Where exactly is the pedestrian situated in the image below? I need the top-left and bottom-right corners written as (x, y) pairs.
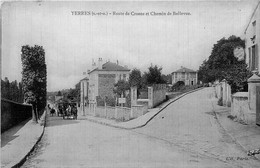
top-left (50, 108), bottom-right (55, 116)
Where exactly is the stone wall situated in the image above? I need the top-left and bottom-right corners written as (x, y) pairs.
top-left (1, 98), bottom-right (32, 132)
top-left (231, 92), bottom-right (255, 124)
top-left (131, 84), bottom-right (167, 109)
top-left (131, 105), bottom-right (148, 118)
top-left (152, 84), bottom-right (167, 107)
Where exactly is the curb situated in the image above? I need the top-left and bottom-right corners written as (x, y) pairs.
top-left (10, 110), bottom-right (48, 168)
top-left (84, 87), bottom-right (205, 130)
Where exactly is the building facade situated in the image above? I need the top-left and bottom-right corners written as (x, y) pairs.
top-left (245, 1), bottom-right (260, 71)
top-left (171, 66), bottom-right (198, 85)
top-left (87, 58), bottom-right (130, 101)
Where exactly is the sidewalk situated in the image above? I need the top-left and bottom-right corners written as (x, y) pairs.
top-left (78, 88), bottom-right (203, 129)
top-left (211, 97), bottom-right (260, 160)
top-left (1, 111), bottom-right (47, 168)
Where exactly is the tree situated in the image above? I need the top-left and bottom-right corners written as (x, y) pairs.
top-left (113, 80), bottom-right (130, 97)
top-left (129, 69), bottom-right (142, 88)
top-left (21, 45), bottom-right (47, 122)
top-left (1, 78), bottom-right (24, 103)
top-left (143, 64), bottom-right (166, 85)
top-left (162, 74), bottom-right (172, 84)
top-left (198, 36), bottom-right (251, 93)
top-left (67, 82), bottom-right (80, 103)
top-left (57, 91), bottom-right (62, 96)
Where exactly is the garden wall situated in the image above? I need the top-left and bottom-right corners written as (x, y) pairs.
top-left (1, 98), bottom-right (32, 133)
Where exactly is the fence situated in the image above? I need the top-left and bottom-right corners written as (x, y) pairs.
top-left (1, 98), bottom-right (32, 132)
top-left (87, 103), bottom-right (147, 121)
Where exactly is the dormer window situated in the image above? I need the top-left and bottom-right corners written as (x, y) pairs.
top-left (252, 20), bottom-right (256, 35)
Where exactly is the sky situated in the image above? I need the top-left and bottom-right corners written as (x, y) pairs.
top-left (1, 0), bottom-right (259, 91)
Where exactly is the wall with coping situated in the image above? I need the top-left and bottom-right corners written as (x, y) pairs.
top-left (1, 99), bottom-right (32, 132)
top-left (231, 92), bottom-right (255, 124)
top-left (131, 105), bottom-right (148, 119)
top-left (93, 104), bottom-right (147, 121)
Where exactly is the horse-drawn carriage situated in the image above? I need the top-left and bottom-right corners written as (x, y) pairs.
top-left (57, 102), bottom-right (78, 120)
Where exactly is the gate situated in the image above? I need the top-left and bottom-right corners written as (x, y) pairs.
top-left (256, 86), bottom-right (260, 126)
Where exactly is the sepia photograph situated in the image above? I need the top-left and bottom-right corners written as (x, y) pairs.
top-left (1, 0), bottom-right (260, 167)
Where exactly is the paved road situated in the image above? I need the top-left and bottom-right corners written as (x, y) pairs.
top-left (22, 88), bottom-right (259, 168)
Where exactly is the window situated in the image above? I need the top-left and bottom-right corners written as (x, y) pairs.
top-left (181, 72), bottom-right (185, 78)
top-left (253, 20), bottom-right (256, 35)
top-left (250, 45), bottom-right (259, 71)
top-left (123, 74), bottom-right (126, 81)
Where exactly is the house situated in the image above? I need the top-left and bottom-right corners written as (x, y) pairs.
top-left (87, 58), bottom-right (130, 101)
top-left (171, 66), bottom-right (198, 85)
top-left (244, 1), bottom-right (260, 71)
top-left (80, 77), bottom-right (89, 115)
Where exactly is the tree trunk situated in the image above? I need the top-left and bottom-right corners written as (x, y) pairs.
top-left (32, 104), bottom-right (38, 123)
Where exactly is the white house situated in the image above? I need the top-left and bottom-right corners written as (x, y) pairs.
top-left (171, 66), bottom-right (198, 86)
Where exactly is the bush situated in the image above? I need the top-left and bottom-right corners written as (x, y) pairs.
top-left (106, 96), bottom-right (116, 107)
top-left (96, 96), bottom-right (105, 106)
top-left (171, 81), bottom-right (185, 91)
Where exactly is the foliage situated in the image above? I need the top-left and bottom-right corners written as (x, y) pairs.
top-left (171, 81), bottom-right (185, 91)
top-left (161, 74), bottom-right (172, 84)
top-left (198, 36), bottom-right (251, 93)
top-left (1, 77), bottom-right (24, 103)
top-left (105, 96), bottom-right (116, 107)
top-left (143, 64), bottom-right (166, 85)
top-left (21, 45), bottom-right (47, 112)
top-left (129, 69), bottom-right (142, 87)
top-left (66, 82), bottom-right (80, 102)
top-left (222, 62), bottom-right (252, 93)
top-left (129, 68), bottom-right (143, 96)
top-left (57, 91), bottom-right (62, 96)
top-left (113, 80), bottom-right (130, 97)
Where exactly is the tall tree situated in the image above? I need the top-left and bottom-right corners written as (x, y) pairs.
top-left (198, 36), bottom-right (251, 93)
top-left (143, 64), bottom-right (166, 85)
top-left (21, 45), bottom-right (47, 122)
top-left (1, 78), bottom-right (24, 103)
top-left (129, 69), bottom-right (142, 87)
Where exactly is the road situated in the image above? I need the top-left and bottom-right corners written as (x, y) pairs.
top-left (22, 88), bottom-right (260, 168)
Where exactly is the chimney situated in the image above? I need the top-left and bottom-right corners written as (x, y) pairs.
top-left (92, 59), bottom-right (96, 70)
top-left (117, 60), bottom-right (119, 65)
top-left (98, 58), bottom-right (103, 69)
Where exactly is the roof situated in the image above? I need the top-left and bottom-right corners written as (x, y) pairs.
top-left (172, 67), bottom-right (197, 73)
top-left (80, 77), bottom-right (89, 81)
top-left (244, 1), bottom-right (260, 34)
top-left (88, 61), bottom-right (130, 74)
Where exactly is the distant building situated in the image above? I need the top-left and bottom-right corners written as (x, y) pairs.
top-left (171, 66), bottom-right (198, 85)
top-left (245, 1), bottom-right (260, 71)
top-left (87, 58), bottom-right (130, 101)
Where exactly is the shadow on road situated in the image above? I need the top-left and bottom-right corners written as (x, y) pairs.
top-left (46, 116), bottom-right (79, 127)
